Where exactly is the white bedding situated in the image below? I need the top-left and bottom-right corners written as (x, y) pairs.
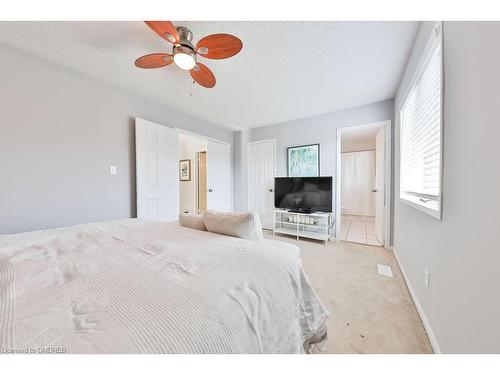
top-left (0, 219), bottom-right (328, 354)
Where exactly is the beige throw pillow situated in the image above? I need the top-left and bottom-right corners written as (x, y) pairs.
top-left (179, 213), bottom-right (207, 231)
top-left (203, 210), bottom-right (264, 241)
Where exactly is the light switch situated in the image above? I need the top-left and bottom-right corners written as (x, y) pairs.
top-left (110, 166), bottom-right (117, 175)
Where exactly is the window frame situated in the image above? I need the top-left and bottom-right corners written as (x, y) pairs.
top-left (399, 22), bottom-right (444, 220)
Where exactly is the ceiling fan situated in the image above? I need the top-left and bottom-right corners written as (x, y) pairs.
top-left (134, 21), bottom-right (243, 88)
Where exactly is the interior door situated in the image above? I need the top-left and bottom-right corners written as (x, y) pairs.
top-left (135, 118), bottom-right (179, 221)
top-left (247, 140), bottom-right (276, 229)
top-left (206, 140), bottom-right (231, 212)
top-left (374, 128), bottom-right (385, 245)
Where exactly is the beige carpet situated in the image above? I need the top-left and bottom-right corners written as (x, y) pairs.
top-left (264, 231), bottom-right (433, 354)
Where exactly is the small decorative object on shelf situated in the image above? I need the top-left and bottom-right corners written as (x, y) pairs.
top-left (272, 209), bottom-right (334, 245)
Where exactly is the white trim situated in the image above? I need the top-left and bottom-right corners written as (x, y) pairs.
top-left (398, 196), bottom-right (441, 220)
top-left (335, 120), bottom-right (392, 248)
top-left (384, 123), bottom-right (392, 247)
top-left (246, 139), bottom-right (277, 214)
top-left (335, 128), bottom-right (342, 241)
top-left (392, 247), bottom-right (441, 354)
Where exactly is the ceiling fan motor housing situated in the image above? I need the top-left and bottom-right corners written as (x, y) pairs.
top-left (176, 26), bottom-right (194, 49)
top-left (173, 26), bottom-right (197, 65)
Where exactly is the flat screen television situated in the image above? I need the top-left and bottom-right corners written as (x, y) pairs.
top-left (274, 177), bottom-right (333, 213)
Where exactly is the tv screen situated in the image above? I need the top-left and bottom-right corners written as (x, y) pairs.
top-left (274, 177), bottom-right (333, 213)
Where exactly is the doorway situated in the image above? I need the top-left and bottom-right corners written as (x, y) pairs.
top-left (179, 133), bottom-right (206, 215)
top-left (196, 151), bottom-right (207, 214)
top-left (135, 118), bottom-right (232, 222)
top-left (178, 132), bottom-right (232, 215)
top-left (335, 121), bottom-right (391, 248)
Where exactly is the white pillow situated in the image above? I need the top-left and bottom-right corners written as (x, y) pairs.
top-left (203, 210), bottom-right (264, 241)
top-left (179, 213), bottom-right (207, 231)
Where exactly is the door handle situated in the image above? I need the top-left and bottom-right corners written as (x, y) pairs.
top-left (269, 189), bottom-right (273, 192)
top-left (208, 188), bottom-right (213, 193)
top-left (372, 189), bottom-right (378, 193)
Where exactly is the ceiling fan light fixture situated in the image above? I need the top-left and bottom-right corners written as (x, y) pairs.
top-left (173, 45), bottom-right (196, 70)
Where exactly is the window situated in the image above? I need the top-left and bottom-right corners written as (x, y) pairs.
top-left (400, 23), bottom-right (442, 219)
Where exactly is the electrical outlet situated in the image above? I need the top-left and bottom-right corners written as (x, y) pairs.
top-left (425, 269), bottom-right (430, 288)
top-left (110, 166), bottom-right (117, 175)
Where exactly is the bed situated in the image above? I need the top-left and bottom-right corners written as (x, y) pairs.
top-left (0, 219), bottom-right (328, 354)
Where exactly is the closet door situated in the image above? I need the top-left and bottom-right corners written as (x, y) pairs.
top-left (135, 118), bottom-right (179, 221)
top-left (341, 150), bottom-right (375, 216)
top-left (206, 140), bottom-right (232, 212)
top-left (247, 139), bottom-right (276, 229)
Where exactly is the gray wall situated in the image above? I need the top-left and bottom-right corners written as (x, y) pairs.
top-left (233, 100), bottom-right (394, 226)
top-left (394, 22), bottom-right (500, 353)
top-left (0, 43), bottom-right (233, 235)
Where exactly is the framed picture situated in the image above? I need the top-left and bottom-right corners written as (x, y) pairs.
top-left (287, 144), bottom-right (320, 177)
top-left (179, 159), bottom-right (191, 181)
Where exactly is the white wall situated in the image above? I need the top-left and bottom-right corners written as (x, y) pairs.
top-left (0, 42), bottom-right (233, 234)
top-left (179, 133), bottom-right (206, 214)
top-left (394, 22), bottom-right (500, 353)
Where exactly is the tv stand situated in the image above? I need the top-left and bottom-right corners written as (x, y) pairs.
top-left (273, 209), bottom-right (333, 245)
top-left (288, 208), bottom-right (313, 214)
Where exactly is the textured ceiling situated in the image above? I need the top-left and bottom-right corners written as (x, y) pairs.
top-left (0, 21), bottom-right (419, 130)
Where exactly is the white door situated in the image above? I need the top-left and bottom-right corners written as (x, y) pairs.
top-left (374, 128), bottom-right (385, 245)
top-left (247, 140), bottom-right (276, 229)
top-left (206, 140), bottom-right (231, 212)
top-left (135, 118), bottom-right (179, 221)
top-left (341, 151), bottom-right (376, 216)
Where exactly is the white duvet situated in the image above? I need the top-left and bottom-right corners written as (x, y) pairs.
top-left (0, 219), bottom-right (328, 354)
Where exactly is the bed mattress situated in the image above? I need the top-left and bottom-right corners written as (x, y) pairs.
top-left (0, 219), bottom-right (328, 354)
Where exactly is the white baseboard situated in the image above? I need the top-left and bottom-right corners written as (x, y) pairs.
top-left (392, 247), bottom-right (441, 354)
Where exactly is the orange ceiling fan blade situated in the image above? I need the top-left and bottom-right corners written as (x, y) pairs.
top-left (135, 53), bottom-right (173, 69)
top-left (144, 21), bottom-right (180, 44)
top-left (190, 63), bottom-right (216, 88)
top-left (196, 34), bottom-right (243, 59)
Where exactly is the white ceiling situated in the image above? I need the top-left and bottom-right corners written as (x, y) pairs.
top-left (0, 21), bottom-right (419, 130)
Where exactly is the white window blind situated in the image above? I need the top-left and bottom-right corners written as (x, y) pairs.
top-left (400, 24), bottom-right (442, 218)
